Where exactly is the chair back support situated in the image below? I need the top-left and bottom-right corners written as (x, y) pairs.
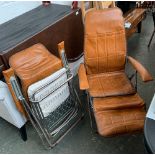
top-left (9, 44), bottom-right (62, 99)
top-left (84, 8), bottom-right (127, 74)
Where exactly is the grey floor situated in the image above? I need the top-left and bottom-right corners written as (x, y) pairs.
top-left (0, 13), bottom-right (155, 154)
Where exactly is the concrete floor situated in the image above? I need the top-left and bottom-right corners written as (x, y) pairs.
top-left (0, 13), bottom-right (155, 154)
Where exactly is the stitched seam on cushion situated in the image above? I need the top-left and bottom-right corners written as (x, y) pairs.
top-left (115, 31), bottom-right (119, 78)
top-left (97, 30), bottom-right (125, 36)
top-left (97, 76), bottom-right (105, 96)
top-left (86, 53), bottom-right (125, 59)
top-left (98, 76), bottom-right (105, 97)
top-left (99, 120), bottom-right (144, 130)
top-left (97, 34), bottom-right (99, 74)
top-left (123, 113), bottom-right (128, 133)
top-left (106, 32), bottom-right (108, 73)
top-left (105, 33), bottom-right (107, 73)
top-left (88, 71), bottom-right (125, 78)
top-left (134, 112), bottom-right (138, 120)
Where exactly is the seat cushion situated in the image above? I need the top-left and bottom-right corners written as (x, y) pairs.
top-left (93, 93), bottom-right (144, 112)
top-left (87, 71), bottom-right (135, 97)
top-left (94, 108), bottom-right (145, 137)
top-left (9, 43), bottom-right (62, 98)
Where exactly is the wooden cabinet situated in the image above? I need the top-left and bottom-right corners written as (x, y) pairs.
top-left (0, 56), bottom-right (4, 78)
top-left (124, 8), bottom-right (146, 38)
top-left (0, 4), bottom-right (84, 74)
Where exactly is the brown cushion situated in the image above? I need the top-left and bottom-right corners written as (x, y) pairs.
top-left (9, 43), bottom-right (62, 99)
top-left (93, 93), bottom-right (144, 112)
top-left (84, 8), bottom-right (126, 74)
top-left (94, 107), bottom-right (145, 137)
top-left (87, 71), bottom-right (135, 97)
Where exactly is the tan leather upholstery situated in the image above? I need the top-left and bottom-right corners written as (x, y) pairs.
top-left (93, 93), bottom-right (145, 136)
top-left (78, 64), bottom-right (89, 90)
top-left (9, 43), bottom-right (62, 99)
top-left (87, 71), bottom-right (135, 97)
top-left (94, 107), bottom-right (145, 137)
top-left (3, 68), bottom-right (26, 115)
top-left (78, 8), bottom-right (152, 136)
top-left (84, 8), bottom-right (126, 74)
top-left (93, 93), bottom-right (144, 112)
top-left (128, 56), bottom-right (153, 82)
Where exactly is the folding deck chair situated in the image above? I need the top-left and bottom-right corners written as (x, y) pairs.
top-left (3, 42), bottom-right (84, 149)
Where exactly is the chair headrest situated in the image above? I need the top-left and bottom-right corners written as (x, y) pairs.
top-left (85, 8), bottom-right (124, 35)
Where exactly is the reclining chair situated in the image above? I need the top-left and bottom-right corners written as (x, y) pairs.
top-left (3, 43), bottom-right (83, 148)
top-left (78, 8), bottom-right (153, 136)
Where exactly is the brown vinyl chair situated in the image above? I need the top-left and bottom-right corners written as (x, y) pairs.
top-left (78, 8), bottom-right (153, 137)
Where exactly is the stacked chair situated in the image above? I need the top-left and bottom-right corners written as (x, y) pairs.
top-left (3, 42), bottom-right (83, 148)
top-left (78, 8), bottom-right (153, 136)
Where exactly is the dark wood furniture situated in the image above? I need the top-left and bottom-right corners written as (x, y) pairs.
top-left (117, 1), bottom-right (137, 14)
top-left (144, 117), bottom-right (155, 153)
top-left (0, 56), bottom-right (5, 79)
top-left (19, 124), bottom-right (27, 141)
top-left (117, 2), bottom-right (146, 38)
top-left (124, 8), bottom-right (146, 38)
top-left (0, 4), bottom-right (84, 77)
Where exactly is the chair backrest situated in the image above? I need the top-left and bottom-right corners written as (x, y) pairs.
top-left (80, 1), bottom-right (115, 20)
top-left (8, 43), bottom-right (62, 99)
top-left (84, 8), bottom-right (127, 74)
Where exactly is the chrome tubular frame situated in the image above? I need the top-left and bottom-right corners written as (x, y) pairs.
top-left (9, 49), bottom-right (84, 149)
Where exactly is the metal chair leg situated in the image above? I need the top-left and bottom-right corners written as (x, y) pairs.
top-left (19, 124), bottom-right (27, 141)
top-left (138, 22), bottom-right (142, 33)
top-left (86, 93), bottom-right (97, 133)
top-left (148, 29), bottom-right (155, 47)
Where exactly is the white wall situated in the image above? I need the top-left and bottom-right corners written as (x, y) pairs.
top-left (0, 1), bottom-right (42, 25)
top-left (52, 1), bottom-right (72, 6)
top-left (0, 1), bottom-right (72, 25)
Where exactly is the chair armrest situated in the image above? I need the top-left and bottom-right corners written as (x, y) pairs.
top-left (3, 68), bottom-right (26, 116)
top-left (127, 56), bottom-right (153, 82)
top-left (78, 64), bottom-right (89, 90)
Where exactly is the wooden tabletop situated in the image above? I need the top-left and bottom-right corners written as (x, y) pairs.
top-left (0, 4), bottom-right (73, 54)
top-left (124, 8), bottom-right (146, 23)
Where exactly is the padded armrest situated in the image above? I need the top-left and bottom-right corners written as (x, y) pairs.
top-left (127, 56), bottom-right (153, 82)
top-left (58, 41), bottom-right (64, 58)
top-left (78, 64), bottom-right (89, 90)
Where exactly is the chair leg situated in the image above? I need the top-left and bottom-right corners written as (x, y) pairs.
top-left (19, 124), bottom-right (27, 141)
top-left (148, 30), bottom-right (155, 47)
top-left (138, 22), bottom-right (142, 33)
top-left (87, 94), bottom-right (98, 133)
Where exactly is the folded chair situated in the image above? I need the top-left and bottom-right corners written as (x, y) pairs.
top-left (3, 43), bottom-right (83, 148)
top-left (78, 8), bottom-right (153, 136)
